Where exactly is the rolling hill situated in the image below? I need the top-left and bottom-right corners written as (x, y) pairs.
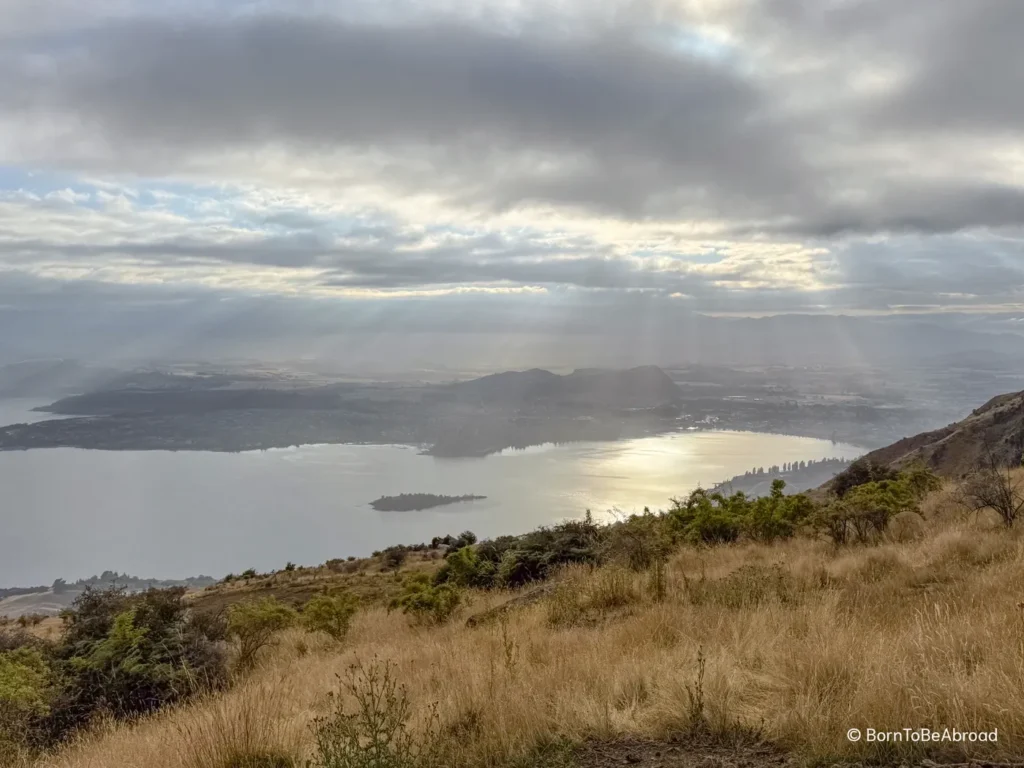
top-left (448, 365), bottom-right (680, 408)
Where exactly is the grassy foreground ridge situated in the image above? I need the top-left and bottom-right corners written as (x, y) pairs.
top-left (4, 458), bottom-right (1024, 767)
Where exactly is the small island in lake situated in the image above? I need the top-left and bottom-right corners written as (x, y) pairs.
top-left (370, 493), bottom-right (488, 511)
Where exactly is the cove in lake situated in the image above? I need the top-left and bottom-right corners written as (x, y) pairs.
top-left (0, 428), bottom-right (861, 585)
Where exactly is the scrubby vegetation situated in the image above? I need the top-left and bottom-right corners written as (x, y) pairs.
top-left (309, 658), bottom-right (442, 768)
top-left (228, 597), bottom-right (298, 670)
top-left (10, 455), bottom-right (1024, 767)
top-left (388, 574), bottom-right (462, 625)
top-left (0, 586), bottom-right (231, 759)
top-left (814, 462), bottom-right (942, 545)
top-left (301, 593), bottom-right (358, 643)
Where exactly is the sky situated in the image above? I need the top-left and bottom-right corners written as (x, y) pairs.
top-left (2, 0), bottom-right (1024, 366)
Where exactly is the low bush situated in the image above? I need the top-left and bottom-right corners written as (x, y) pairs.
top-left (495, 515), bottom-right (604, 588)
top-left (0, 646), bottom-right (51, 757)
top-left (302, 593), bottom-right (358, 643)
top-left (601, 510), bottom-right (672, 571)
top-left (227, 598), bottom-right (297, 671)
top-left (380, 546), bottom-right (409, 571)
top-left (433, 546), bottom-right (495, 589)
top-left (815, 465), bottom-right (940, 545)
top-left (668, 481), bottom-right (815, 546)
top-left (431, 531), bottom-right (478, 553)
top-left (830, 458), bottom-right (899, 499)
top-left (308, 657), bottom-right (440, 768)
top-left (667, 489), bottom-right (743, 544)
top-left (389, 574), bottom-right (461, 625)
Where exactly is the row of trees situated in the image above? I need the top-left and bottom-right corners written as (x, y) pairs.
top-left (742, 457), bottom-right (848, 477)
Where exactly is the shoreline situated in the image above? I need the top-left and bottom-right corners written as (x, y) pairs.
top-left (0, 425), bottom-right (872, 457)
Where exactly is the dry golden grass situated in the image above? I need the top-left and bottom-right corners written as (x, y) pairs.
top-left (31, 498), bottom-right (1024, 767)
top-left (24, 616), bottom-right (62, 642)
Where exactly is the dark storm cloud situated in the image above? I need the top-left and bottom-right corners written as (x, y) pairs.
top-left (833, 233), bottom-right (1024, 306)
top-left (1, 0), bottom-right (1019, 236)
top-left (744, 0), bottom-right (1024, 135)
top-left (1, 15), bottom-right (806, 223)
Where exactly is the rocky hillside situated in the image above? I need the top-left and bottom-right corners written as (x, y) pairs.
top-left (860, 389), bottom-right (1024, 476)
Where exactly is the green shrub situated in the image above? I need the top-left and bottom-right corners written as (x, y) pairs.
top-left (830, 458), bottom-right (898, 499)
top-left (816, 466), bottom-right (938, 544)
top-left (308, 658), bottom-right (440, 768)
top-left (380, 546), bottom-right (409, 571)
top-left (47, 586), bottom-right (228, 740)
top-left (227, 598), bottom-right (297, 670)
top-left (0, 647), bottom-right (51, 754)
top-left (389, 575), bottom-right (461, 625)
top-left (495, 515), bottom-right (603, 588)
top-left (667, 489), bottom-right (742, 545)
top-left (602, 510), bottom-right (672, 571)
top-left (742, 480), bottom-right (815, 543)
top-left (432, 531), bottom-right (478, 554)
top-left (433, 546), bottom-right (495, 589)
top-left (302, 593), bottom-right (358, 643)
top-left (668, 483), bottom-right (814, 546)
top-left (474, 535), bottom-right (516, 564)
top-left (433, 536), bottom-right (518, 589)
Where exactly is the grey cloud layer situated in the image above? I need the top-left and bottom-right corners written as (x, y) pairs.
top-left (3, 1), bottom-right (1023, 235)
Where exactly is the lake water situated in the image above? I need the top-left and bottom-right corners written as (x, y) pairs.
top-left (0, 398), bottom-right (70, 426)
top-left (0, 400), bottom-right (861, 585)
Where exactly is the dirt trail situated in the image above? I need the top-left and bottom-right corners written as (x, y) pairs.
top-left (574, 738), bottom-right (791, 768)
top-left (573, 739), bottom-right (1024, 768)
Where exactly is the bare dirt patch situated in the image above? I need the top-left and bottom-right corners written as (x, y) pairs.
top-left (573, 737), bottom-right (791, 768)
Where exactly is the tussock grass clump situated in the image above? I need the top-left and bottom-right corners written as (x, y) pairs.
top-left (546, 566), bottom-right (641, 628)
top-left (177, 684), bottom-right (302, 768)
top-left (682, 563), bottom-right (803, 609)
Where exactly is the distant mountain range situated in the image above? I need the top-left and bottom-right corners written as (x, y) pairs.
top-left (447, 365), bottom-right (680, 409)
top-left (5, 312), bottom-right (1024, 373)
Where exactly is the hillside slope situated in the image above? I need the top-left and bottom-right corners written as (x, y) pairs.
top-left (860, 389), bottom-right (1024, 476)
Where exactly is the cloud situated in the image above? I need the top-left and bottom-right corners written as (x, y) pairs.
top-left (2, 2), bottom-right (1020, 235)
top-left (0, 0), bottom-right (1023, 324)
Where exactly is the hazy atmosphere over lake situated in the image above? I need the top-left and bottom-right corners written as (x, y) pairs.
top-left (0, 428), bottom-right (859, 585)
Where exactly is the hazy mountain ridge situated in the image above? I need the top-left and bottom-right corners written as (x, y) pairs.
top-left (448, 365), bottom-right (680, 408)
top-left (5, 313), bottom-right (1024, 373)
top-left (857, 389), bottom-right (1024, 477)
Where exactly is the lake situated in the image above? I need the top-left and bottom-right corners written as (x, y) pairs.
top-left (0, 401), bottom-right (861, 585)
top-left (0, 398), bottom-right (71, 426)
